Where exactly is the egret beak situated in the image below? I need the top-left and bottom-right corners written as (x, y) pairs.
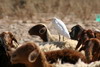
top-left (46, 18), bottom-right (52, 21)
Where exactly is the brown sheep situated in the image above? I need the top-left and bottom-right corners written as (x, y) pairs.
top-left (28, 24), bottom-right (53, 42)
top-left (0, 34), bottom-right (25, 67)
top-left (28, 23), bottom-right (58, 42)
top-left (83, 38), bottom-right (100, 63)
top-left (70, 25), bottom-right (84, 40)
top-left (0, 31), bottom-right (19, 50)
top-left (0, 36), bottom-right (11, 67)
top-left (75, 29), bottom-right (95, 51)
top-left (11, 42), bottom-right (53, 67)
top-left (44, 48), bottom-right (87, 64)
top-left (70, 24), bottom-right (100, 41)
top-left (94, 31), bottom-right (100, 40)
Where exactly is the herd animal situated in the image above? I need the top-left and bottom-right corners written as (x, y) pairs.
top-left (70, 24), bottom-right (100, 63)
top-left (28, 23), bottom-right (56, 42)
top-left (0, 31), bottom-right (25, 67)
top-left (11, 42), bottom-right (53, 67)
top-left (0, 18), bottom-right (100, 67)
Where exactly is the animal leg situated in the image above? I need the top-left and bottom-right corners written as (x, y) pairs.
top-left (59, 34), bottom-right (61, 41)
top-left (63, 36), bottom-right (64, 41)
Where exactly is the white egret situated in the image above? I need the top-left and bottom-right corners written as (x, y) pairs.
top-left (51, 17), bottom-right (70, 41)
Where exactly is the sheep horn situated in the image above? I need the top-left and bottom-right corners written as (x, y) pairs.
top-left (28, 50), bottom-right (39, 63)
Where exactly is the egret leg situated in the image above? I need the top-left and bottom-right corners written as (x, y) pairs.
top-left (63, 36), bottom-right (64, 41)
top-left (59, 34), bottom-right (61, 41)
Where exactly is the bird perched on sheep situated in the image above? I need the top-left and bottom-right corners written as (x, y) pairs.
top-left (48, 17), bottom-right (70, 41)
top-left (11, 42), bottom-right (54, 67)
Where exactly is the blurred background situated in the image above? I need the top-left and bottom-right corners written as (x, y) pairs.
top-left (0, 0), bottom-right (100, 21)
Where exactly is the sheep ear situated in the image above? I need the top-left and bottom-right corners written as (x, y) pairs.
top-left (9, 32), bottom-right (19, 45)
top-left (39, 27), bottom-right (46, 34)
top-left (0, 32), bottom-right (5, 37)
top-left (12, 37), bottom-right (19, 45)
top-left (28, 50), bottom-right (39, 63)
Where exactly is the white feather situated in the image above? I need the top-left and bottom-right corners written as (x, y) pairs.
top-left (52, 17), bottom-right (70, 38)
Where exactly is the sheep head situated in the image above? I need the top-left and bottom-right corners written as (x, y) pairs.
top-left (0, 31), bottom-right (18, 48)
top-left (78, 29), bottom-right (95, 42)
top-left (70, 25), bottom-right (84, 40)
top-left (77, 29), bottom-right (95, 51)
top-left (28, 24), bottom-right (49, 42)
top-left (11, 42), bottom-right (40, 64)
top-left (28, 24), bottom-right (47, 36)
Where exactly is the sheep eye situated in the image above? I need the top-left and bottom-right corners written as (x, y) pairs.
top-left (39, 28), bottom-right (45, 34)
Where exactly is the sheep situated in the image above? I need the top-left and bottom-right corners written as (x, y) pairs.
top-left (0, 34), bottom-right (25, 67)
top-left (11, 42), bottom-right (54, 67)
top-left (44, 48), bottom-right (87, 64)
top-left (94, 31), bottom-right (100, 40)
top-left (70, 24), bottom-right (100, 41)
top-left (28, 23), bottom-right (57, 42)
top-left (28, 23), bottom-right (77, 49)
top-left (75, 29), bottom-right (95, 51)
top-left (0, 31), bottom-right (19, 50)
top-left (0, 36), bottom-right (11, 67)
top-left (72, 27), bottom-right (100, 63)
top-left (75, 29), bottom-right (100, 51)
top-left (83, 38), bottom-right (100, 63)
top-left (70, 25), bottom-right (84, 40)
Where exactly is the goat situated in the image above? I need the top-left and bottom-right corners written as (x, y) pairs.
top-left (83, 38), bottom-right (100, 63)
top-left (44, 48), bottom-right (87, 64)
top-left (0, 33), bottom-right (25, 67)
top-left (11, 42), bottom-right (53, 67)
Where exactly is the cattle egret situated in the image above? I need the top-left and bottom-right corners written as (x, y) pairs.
top-left (51, 17), bottom-right (70, 41)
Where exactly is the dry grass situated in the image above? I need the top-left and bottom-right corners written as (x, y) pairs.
top-left (0, 0), bottom-right (100, 21)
